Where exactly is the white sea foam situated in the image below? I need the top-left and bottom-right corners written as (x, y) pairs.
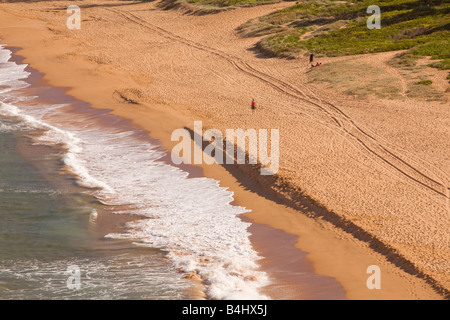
top-left (0, 255), bottom-right (190, 299)
top-left (0, 45), bottom-right (269, 299)
top-left (0, 102), bottom-right (115, 193)
top-left (0, 122), bottom-right (24, 133)
top-left (0, 45), bottom-right (30, 91)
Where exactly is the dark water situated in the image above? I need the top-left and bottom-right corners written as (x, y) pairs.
top-left (0, 42), bottom-right (195, 300)
top-left (0, 116), bottom-right (93, 261)
top-left (0, 114), bottom-right (192, 299)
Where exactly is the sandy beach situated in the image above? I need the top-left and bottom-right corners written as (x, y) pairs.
top-left (0, 0), bottom-right (448, 299)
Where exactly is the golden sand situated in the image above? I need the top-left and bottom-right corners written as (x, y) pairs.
top-left (1, 0), bottom-right (448, 299)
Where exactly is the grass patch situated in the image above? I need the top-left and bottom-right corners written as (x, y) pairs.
top-left (411, 40), bottom-right (450, 73)
top-left (187, 0), bottom-right (279, 7)
top-left (387, 52), bottom-right (448, 101)
top-left (306, 53), bottom-right (447, 102)
top-left (415, 79), bottom-right (433, 85)
top-left (242, 0), bottom-right (450, 78)
top-left (157, 0), bottom-right (282, 13)
top-left (388, 51), bottom-right (420, 70)
top-left (257, 29), bottom-right (307, 57)
top-left (407, 81), bottom-right (446, 100)
top-left (307, 57), bottom-right (403, 99)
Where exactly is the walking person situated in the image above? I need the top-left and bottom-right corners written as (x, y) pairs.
top-left (251, 98), bottom-right (256, 113)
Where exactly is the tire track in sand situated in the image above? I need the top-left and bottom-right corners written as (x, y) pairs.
top-left (106, 8), bottom-right (450, 210)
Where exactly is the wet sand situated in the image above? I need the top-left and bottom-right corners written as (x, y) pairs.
top-left (0, 0), bottom-right (448, 299)
top-left (9, 48), bottom-right (206, 299)
top-left (9, 45), bottom-right (348, 300)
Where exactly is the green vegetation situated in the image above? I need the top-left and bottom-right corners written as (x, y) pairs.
top-left (307, 54), bottom-right (447, 101)
top-left (157, 0), bottom-right (282, 11)
top-left (411, 41), bottom-right (450, 71)
top-left (307, 57), bottom-right (404, 99)
top-left (187, 0), bottom-right (280, 7)
top-left (415, 79), bottom-right (433, 85)
top-left (240, 0), bottom-right (449, 78)
top-left (407, 78), bottom-right (445, 100)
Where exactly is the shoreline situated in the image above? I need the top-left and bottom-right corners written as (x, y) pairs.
top-left (6, 47), bottom-right (208, 299)
top-left (0, 0), bottom-right (447, 299)
top-left (1, 46), bottom-right (198, 300)
top-left (7, 47), bottom-right (208, 299)
top-left (7, 44), bottom-right (347, 300)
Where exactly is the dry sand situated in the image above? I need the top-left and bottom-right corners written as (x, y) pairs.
top-left (0, 0), bottom-right (448, 299)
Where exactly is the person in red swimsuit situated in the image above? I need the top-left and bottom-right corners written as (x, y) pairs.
top-left (251, 99), bottom-right (256, 113)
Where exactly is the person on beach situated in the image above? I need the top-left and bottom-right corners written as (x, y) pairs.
top-left (309, 53), bottom-right (314, 64)
top-left (251, 99), bottom-right (256, 113)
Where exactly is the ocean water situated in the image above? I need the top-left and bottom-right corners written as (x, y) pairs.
top-left (0, 44), bottom-right (268, 299)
